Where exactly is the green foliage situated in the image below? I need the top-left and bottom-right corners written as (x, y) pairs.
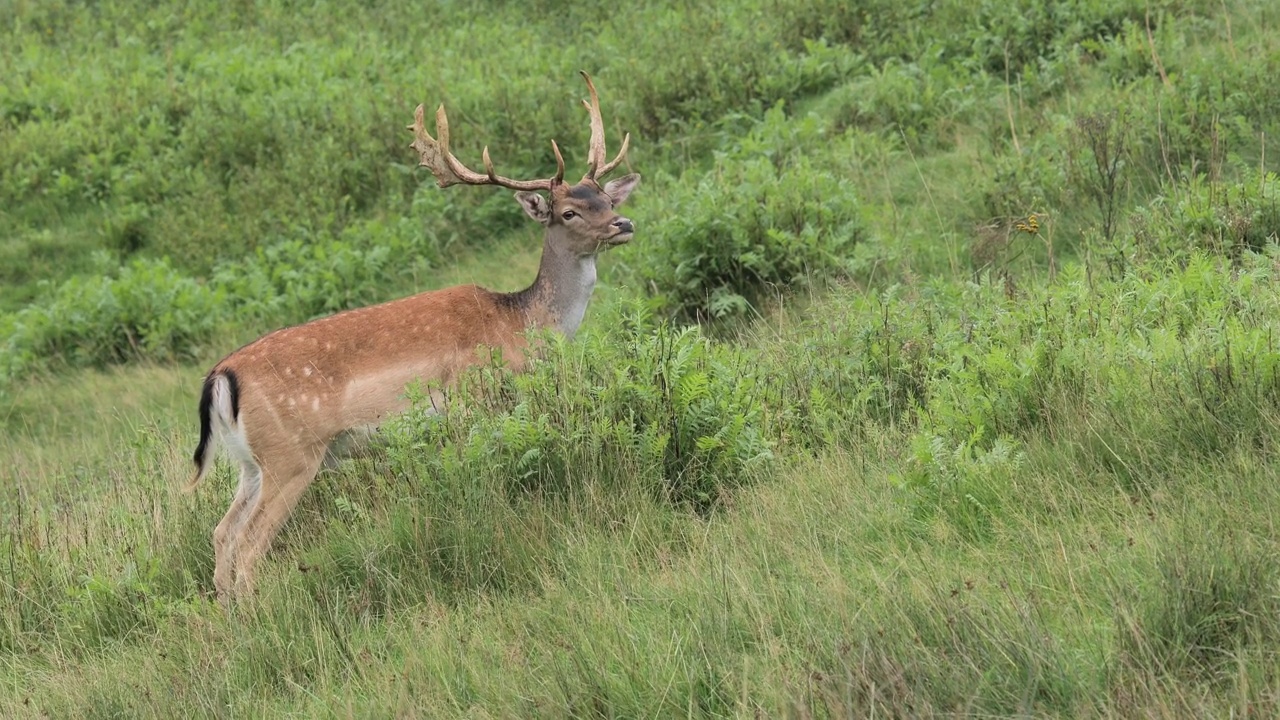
top-left (0, 203), bottom-right (449, 379)
top-left (825, 59), bottom-right (996, 145)
top-left (0, 0), bottom-right (868, 311)
top-left (1132, 172), bottom-right (1280, 263)
top-left (5, 0), bottom-right (1280, 716)
top-left (757, 290), bottom-right (934, 448)
top-left (211, 212), bottom-right (443, 324)
top-left (897, 433), bottom-right (1021, 542)
top-left (388, 319), bottom-right (773, 512)
top-left (308, 318), bottom-right (771, 612)
top-left (637, 106), bottom-right (864, 321)
top-left (1, 258), bottom-right (219, 381)
top-left (980, 135), bottom-right (1068, 221)
top-left (938, 0), bottom-right (1164, 76)
top-left (622, 9), bottom-right (861, 140)
top-left (1138, 48), bottom-right (1280, 178)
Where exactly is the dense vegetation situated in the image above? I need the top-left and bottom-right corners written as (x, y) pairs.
top-left (3, 0), bottom-right (1280, 715)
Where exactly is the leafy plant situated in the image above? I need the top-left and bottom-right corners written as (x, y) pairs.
top-left (385, 318), bottom-right (774, 513)
top-left (0, 258), bottom-right (219, 381)
top-left (1130, 172), bottom-right (1280, 264)
top-left (897, 432), bottom-right (1021, 542)
top-left (637, 106), bottom-right (863, 322)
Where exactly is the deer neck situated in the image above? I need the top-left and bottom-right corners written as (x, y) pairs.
top-left (519, 237), bottom-right (598, 338)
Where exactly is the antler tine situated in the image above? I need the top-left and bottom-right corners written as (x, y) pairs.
top-left (579, 71), bottom-right (630, 181)
top-left (408, 102), bottom-right (554, 191)
top-left (408, 104), bottom-right (459, 188)
top-left (595, 131), bottom-right (631, 178)
top-left (580, 71), bottom-right (606, 181)
top-left (550, 139), bottom-right (565, 185)
top-left (482, 147), bottom-right (497, 182)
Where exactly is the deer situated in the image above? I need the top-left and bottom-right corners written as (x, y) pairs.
top-left (187, 73), bottom-right (639, 599)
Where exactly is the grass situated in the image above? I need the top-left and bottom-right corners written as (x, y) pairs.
top-left (4, 384), bottom-right (1276, 716)
top-left (4, 0), bottom-right (1280, 716)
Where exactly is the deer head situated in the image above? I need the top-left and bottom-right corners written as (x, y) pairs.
top-left (408, 72), bottom-right (640, 259)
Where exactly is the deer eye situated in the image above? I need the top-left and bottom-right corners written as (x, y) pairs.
top-left (561, 210), bottom-right (577, 221)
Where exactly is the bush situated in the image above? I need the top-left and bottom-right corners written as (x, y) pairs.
top-left (210, 212), bottom-right (442, 325)
top-left (896, 433), bottom-right (1022, 542)
top-left (1131, 172), bottom-right (1280, 264)
top-left (1, 258), bottom-right (220, 381)
top-left (0, 201), bottom-right (451, 383)
top-left (636, 106), bottom-right (864, 322)
top-left (386, 318), bottom-right (774, 512)
top-left (824, 59), bottom-right (996, 145)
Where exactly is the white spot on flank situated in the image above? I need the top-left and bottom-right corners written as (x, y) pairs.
top-left (304, 366), bottom-right (313, 377)
top-left (285, 367), bottom-right (294, 376)
top-left (325, 342), bottom-right (333, 351)
top-left (312, 397), bottom-right (320, 411)
top-left (288, 398), bottom-right (296, 408)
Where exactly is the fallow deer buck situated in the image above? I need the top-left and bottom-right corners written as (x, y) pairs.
top-left (188, 73), bottom-right (639, 599)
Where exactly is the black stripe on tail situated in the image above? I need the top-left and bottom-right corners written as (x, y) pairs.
top-left (192, 374), bottom-right (216, 469)
top-left (225, 368), bottom-right (240, 420)
top-left (192, 369), bottom-right (241, 469)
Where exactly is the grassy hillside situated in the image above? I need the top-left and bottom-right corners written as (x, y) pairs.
top-left (3, 0), bottom-right (1280, 716)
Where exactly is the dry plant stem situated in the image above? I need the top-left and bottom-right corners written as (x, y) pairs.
top-left (1004, 43), bottom-right (1021, 155)
top-left (1145, 1), bottom-right (1170, 88)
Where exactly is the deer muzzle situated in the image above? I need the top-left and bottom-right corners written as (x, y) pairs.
top-left (608, 217), bottom-right (635, 244)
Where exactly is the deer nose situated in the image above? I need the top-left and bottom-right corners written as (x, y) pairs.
top-left (613, 217), bottom-right (634, 234)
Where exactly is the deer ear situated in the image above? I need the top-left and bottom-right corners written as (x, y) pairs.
top-left (603, 173), bottom-right (640, 207)
top-left (515, 191), bottom-right (552, 225)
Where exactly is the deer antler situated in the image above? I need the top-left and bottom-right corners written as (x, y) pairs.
top-left (408, 103), bottom-right (565, 191)
top-left (409, 73), bottom-right (630, 190)
top-left (580, 71), bottom-right (630, 182)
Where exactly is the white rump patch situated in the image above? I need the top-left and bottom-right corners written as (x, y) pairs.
top-left (211, 375), bottom-right (254, 467)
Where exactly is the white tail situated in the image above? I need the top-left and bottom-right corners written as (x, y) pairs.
top-left (190, 73), bottom-right (639, 599)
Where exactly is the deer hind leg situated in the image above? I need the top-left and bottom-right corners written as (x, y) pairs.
top-left (229, 445), bottom-right (326, 597)
top-left (213, 458), bottom-right (262, 599)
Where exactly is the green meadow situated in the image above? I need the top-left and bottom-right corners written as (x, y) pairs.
top-left (3, 0), bottom-right (1280, 716)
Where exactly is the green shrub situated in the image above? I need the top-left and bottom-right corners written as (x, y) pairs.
top-left (896, 433), bottom-right (1021, 542)
top-left (210, 213), bottom-right (440, 325)
top-left (637, 106), bottom-right (864, 322)
top-left (825, 59), bottom-right (996, 145)
top-left (387, 319), bottom-right (773, 511)
top-left (0, 204), bottom-right (449, 382)
top-left (306, 318), bottom-right (771, 610)
top-left (757, 288), bottom-right (937, 450)
top-left (1, 258), bottom-right (220, 381)
top-left (1131, 172), bottom-right (1280, 264)
top-left (617, 5), bottom-right (860, 141)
